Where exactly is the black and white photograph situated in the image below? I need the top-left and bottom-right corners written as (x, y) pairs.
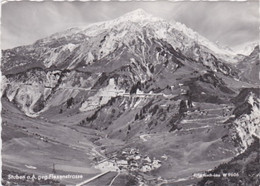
top-left (1, 1), bottom-right (259, 185)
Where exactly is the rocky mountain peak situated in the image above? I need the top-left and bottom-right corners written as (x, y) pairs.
top-left (115, 9), bottom-right (163, 23)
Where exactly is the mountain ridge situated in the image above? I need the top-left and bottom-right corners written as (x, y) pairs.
top-left (2, 9), bottom-right (243, 78)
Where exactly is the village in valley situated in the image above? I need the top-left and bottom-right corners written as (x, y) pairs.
top-left (93, 147), bottom-right (164, 183)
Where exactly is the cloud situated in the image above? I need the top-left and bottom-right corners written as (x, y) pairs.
top-left (171, 2), bottom-right (259, 47)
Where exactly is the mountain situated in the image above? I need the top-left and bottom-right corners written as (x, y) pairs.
top-left (2, 9), bottom-right (241, 117)
top-left (198, 88), bottom-right (260, 186)
top-left (236, 45), bottom-right (259, 84)
top-left (234, 41), bottom-right (259, 56)
top-left (2, 9), bottom-right (240, 74)
top-left (1, 9), bottom-right (259, 186)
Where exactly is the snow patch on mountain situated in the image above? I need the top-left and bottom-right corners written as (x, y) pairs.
top-left (86, 9), bottom-right (162, 30)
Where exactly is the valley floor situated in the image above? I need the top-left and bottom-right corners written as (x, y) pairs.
top-left (2, 97), bottom-right (239, 185)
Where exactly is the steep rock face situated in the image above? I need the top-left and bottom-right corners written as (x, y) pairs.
top-left (230, 89), bottom-right (260, 151)
top-left (2, 68), bottom-right (94, 117)
top-left (3, 68), bottom-right (54, 117)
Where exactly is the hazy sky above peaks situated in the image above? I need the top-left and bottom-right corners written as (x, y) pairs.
top-left (1, 1), bottom-right (259, 50)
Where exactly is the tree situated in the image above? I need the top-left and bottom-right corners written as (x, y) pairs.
top-left (66, 97), bottom-right (74, 108)
top-left (130, 81), bottom-right (141, 94)
top-left (179, 100), bottom-right (187, 114)
top-left (135, 113), bottom-right (139, 120)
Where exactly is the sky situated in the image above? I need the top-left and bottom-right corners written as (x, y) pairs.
top-left (1, 1), bottom-right (259, 50)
